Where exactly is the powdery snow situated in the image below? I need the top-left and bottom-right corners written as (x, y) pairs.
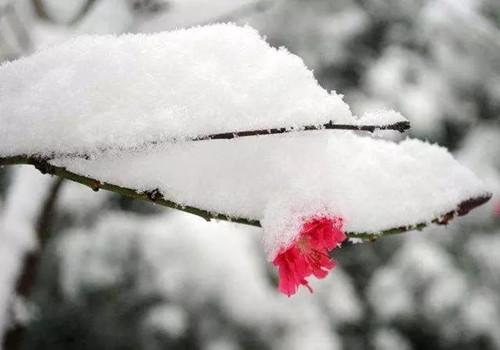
top-left (50, 132), bottom-right (488, 259)
top-left (0, 23), bottom-right (355, 157)
top-left (357, 110), bottom-right (407, 126)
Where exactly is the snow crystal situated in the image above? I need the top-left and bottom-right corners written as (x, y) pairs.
top-left (51, 131), bottom-right (488, 259)
top-left (0, 23), bottom-right (354, 157)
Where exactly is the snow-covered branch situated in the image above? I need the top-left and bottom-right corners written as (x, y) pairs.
top-left (7, 119), bottom-right (411, 162)
top-left (0, 154), bottom-right (490, 243)
top-left (0, 155), bottom-right (261, 226)
top-left (0, 23), bottom-right (492, 299)
top-left (191, 119), bottom-right (411, 140)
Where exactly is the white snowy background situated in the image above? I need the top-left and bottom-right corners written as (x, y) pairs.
top-left (0, 0), bottom-right (499, 350)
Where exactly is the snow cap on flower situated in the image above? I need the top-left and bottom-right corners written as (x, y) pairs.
top-left (261, 197), bottom-right (341, 258)
top-left (273, 216), bottom-right (346, 296)
top-left (262, 198), bottom-right (347, 296)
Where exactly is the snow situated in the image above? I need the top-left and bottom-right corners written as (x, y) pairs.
top-left (0, 23), bottom-right (356, 158)
top-left (0, 0), bottom-right (497, 348)
top-left (357, 110), bottom-right (407, 126)
top-left (51, 131), bottom-right (488, 258)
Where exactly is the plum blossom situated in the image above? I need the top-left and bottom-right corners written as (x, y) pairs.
top-left (272, 217), bottom-right (346, 297)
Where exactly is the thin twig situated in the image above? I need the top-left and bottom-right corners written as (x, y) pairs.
top-left (11, 120), bottom-right (411, 161)
top-left (192, 120), bottom-right (411, 141)
top-left (0, 154), bottom-right (490, 241)
top-left (0, 155), bottom-right (260, 226)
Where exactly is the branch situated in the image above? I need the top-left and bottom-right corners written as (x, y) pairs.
top-left (0, 153), bottom-right (490, 242)
top-left (342, 195), bottom-right (491, 243)
top-left (0, 155), bottom-right (260, 226)
top-left (192, 120), bottom-right (411, 141)
top-left (16, 120), bottom-right (412, 161)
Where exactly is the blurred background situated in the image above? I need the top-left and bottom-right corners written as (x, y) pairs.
top-left (0, 0), bottom-right (499, 349)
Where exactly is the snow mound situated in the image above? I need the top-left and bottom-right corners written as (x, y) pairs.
top-left (0, 23), bottom-right (355, 157)
top-left (50, 132), bottom-right (489, 259)
top-left (357, 110), bottom-right (407, 126)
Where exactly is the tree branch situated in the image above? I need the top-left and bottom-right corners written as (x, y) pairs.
top-left (0, 154), bottom-right (490, 242)
top-left (11, 120), bottom-right (411, 161)
top-left (0, 155), bottom-right (260, 226)
top-left (191, 120), bottom-right (411, 141)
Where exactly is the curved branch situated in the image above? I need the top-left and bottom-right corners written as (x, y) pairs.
top-left (0, 155), bottom-right (260, 226)
top-left (0, 154), bottom-right (490, 242)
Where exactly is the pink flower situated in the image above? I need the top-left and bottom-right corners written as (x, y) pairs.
top-left (272, 216), bottom-right (346, 297)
